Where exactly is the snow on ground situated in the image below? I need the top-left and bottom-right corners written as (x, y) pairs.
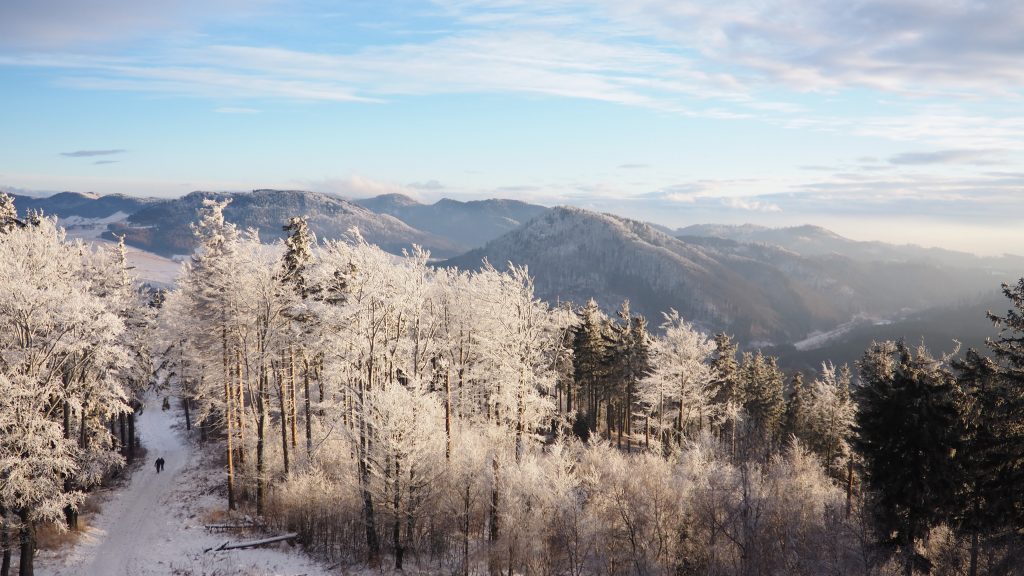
top-left (37, 395), bottom-right (333, 576)
top-left (793, 315), bottom-right (891, 351)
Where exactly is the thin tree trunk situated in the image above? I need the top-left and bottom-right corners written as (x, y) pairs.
top-left (968, 496), bottom-right (980, 576)
top-left (445, 369), bottom-right (452, 460)
top-left (289, 346), bottom-right (298, 450)
top-left (357, 367), bottom-right (380, 564)
top-left (235, 352), bottom-right (246, 466)
top-left (274, 363), bottom-right (290, 476)
top-left (223, 326), bottom-right (236, 511)
top-left (303, 358), bottom-right (312, 457)
top-left (182, 396), bottom-right (191, 431)
top-left (489, 456), bottom-right (500, 542)
top-left (1, 507), bottom-right (11, 576)
top-left (127, 411), bottom-right (136, 462)
top-left (256, 363), bottom-right (267, 516)
top-left (393, 457), bottom-right (403, 570)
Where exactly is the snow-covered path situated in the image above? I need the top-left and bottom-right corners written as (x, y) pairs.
top-left (38, 397), bottom-right (332, 576)
top-left (42, 397), bottom-right (190, 575)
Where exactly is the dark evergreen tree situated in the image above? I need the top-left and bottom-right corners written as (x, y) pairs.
top-left (783, 370), bottom-right (806, 443)
top-left (571, 299), bottom-right (610, 437)
top-left (606, 300), bottom-right (650, 451)
top-left (710, 333), bottom-right (739, 407)
top-left (737, 351), bottom-right (786, 449)
top-left (854, 340), bottom-right (965, 576)
top-left (985, 278), bottom-right (1024, 524)
top-left (952, 348), bottom-right (1009, 576)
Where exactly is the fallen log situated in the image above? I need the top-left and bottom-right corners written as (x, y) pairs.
top-left (204, 522), bottom-right (260, 533)
top-left (204, 532), bottom-right (299, 553)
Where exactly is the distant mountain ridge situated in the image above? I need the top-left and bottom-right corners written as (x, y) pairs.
top-left (5, 189), bottom-right (1015, 348)
top-left (11, 191), bottom-right (155, 219)
top-left (353, 193), bottom-right (548, 249)
top-left (443, 207), bottom-right (1005, 344)
top-left (105, 189), bottom-right (463, 258)
top-left (678, 223), bottom-right (1024, 270)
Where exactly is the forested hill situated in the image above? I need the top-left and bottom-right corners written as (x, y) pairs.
top-left (104, 189), bottom-right (463, 258)
top-left (442, 206), bottom-right (1002, 345)
top-left (353, 193), bottom-right (548, 249)
top-left (11, 191), bottom-right (155, 219)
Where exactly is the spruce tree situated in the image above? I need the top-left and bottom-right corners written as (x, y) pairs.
top-left (985, 278), bottom-right (1024, 523)
top-left (571, 299), bottom-right (609, 438)
top-left (854, 340), bottom-right (965, 576)
top-left (783, 371), bottom-right (805, 443)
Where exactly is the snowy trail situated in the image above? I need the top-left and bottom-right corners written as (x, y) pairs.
top-left (49, 397), bottom-right (190, 575)
top-left (39, 397), bottom-right (332, 576)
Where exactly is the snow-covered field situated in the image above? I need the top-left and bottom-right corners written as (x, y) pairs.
top-left (36, 396), bottom-right (333, 576)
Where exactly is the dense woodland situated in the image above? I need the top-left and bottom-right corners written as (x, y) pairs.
top-left (3, 193), bottom-right (1024, 575)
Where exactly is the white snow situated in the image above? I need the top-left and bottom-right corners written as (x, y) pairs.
top-left (37, 395), bottom-right (333, 576)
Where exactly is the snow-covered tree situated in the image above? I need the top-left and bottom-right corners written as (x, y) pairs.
top-left (640, 309), bottom-right (716, 449)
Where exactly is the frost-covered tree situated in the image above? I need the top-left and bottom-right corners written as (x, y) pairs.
top-left (0, 214), bottom-right (135, 576)
top-left (640, 310), bottom-right (715, 448)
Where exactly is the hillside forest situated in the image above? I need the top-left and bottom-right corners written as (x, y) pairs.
top-left (2, 193), bottom-right (1024, 576)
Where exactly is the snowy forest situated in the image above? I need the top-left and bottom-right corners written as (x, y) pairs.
top-left (4, 192), bottom-right (1024, 576)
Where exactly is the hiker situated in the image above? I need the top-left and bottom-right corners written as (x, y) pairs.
top-left (155, 457), bottom-right (165, 473)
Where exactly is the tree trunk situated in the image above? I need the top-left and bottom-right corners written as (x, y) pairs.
top-left (393, 457), bottom-right (403, 570)
top-left (303, 358), bottom-right (312, 457)
top-left (463, 485), bottom-right (470, 576)
top-left (256, 364), bottom-right (267, 516)
top-left (182, 396), bottom-right (192, 431)
top-left (489, 456), bottom-right (500, 542)
top-left (224, 326), bottom-right (236, 511)
top-left (235, 352), bottom-right (246, 466)
top-left (445, 369), bottom-right (452, 460)
top-left (274, 364), bottom-right (290, 476)
top-left (127, 411), bottom-right (136, 463)
top-left (968, 496), bottom-right (980, 576)
top-left (845, 458), bottom-right (854, 518)
top-left (17, 511), bottom-right (33, 576)
top-left (288, 346), bottom-right (298, 450)
top-left (357, 377), bottom-right (380, 563)
top-left (1, 508), bottom-right (11, 576)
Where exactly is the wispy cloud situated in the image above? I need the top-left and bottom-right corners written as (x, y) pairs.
top-left (60, 149), bottom-right (125, 157)
top-left (889, 149), bottom-right (1005, 166)
top-left (93, 160), bottom-right (119, 165)
top-left (618, 163), bottom-right (649, 169)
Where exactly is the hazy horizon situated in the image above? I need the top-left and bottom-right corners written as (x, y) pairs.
top-left (3, 1), bottom-right (1023, 255)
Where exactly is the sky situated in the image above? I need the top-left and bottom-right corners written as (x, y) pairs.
top-left (2, 0), bottom-right (1023, 255)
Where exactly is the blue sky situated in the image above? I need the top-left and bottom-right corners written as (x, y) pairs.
top-left (2, 0), bottom-right (1023, 254)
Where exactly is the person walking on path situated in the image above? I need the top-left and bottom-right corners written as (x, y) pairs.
top-left (154, 457), bottom-right (165, 473)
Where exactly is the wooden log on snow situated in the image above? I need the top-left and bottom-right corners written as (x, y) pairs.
top-left (204, 532), bottom-right (299, 553)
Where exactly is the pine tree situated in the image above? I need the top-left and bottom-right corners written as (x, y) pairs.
top-left (854, 340), bottom-right (965, 576)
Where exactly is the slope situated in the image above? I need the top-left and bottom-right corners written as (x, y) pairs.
top-left (354, 193), bottom-right (549, 250)
top-left (107, 189), bottom-right (464, 258)
top-left (443, 207), bottom-right (1002, 345)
